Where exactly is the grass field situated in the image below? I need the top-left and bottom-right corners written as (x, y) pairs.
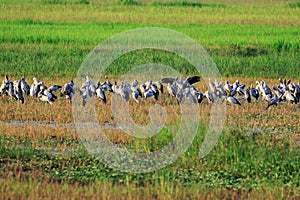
top-left (0, 0), bottom-right (300, 199)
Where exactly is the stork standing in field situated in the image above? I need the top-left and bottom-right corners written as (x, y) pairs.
top-left (148, 80), bottom-right (159, 100)
top-left (258, 81), bottom-right (272, 102)
top-left (190, 85), bottom-right (204, 104)
top-left (283, 90), bottom-right (297, 104)
top-left (30, 77), bottom-right (44, 98)
top-left (262, 80), bottom-right (272, 97)
top-left (119, 86), bottom-right (130, 102)
top-left (167, 83), bottom-right (177, 98)
top-left (131, 88), bottom-right (140, 103)
top-left (60, 80), bottom-right (75, 103)
top-left (143, 89), bottom-right (155, 100)
top-left (293, 83), bottom-right (300, 103)
top-left (183, 86), bottom-right (197, 103)
top-left (244, 87), bottom-right (251, 103)
top-left (139, 80), bottom-right (159, 101)
top-left (86, 76), bottom-right (97, 96)
top-left (13, 80), bottom-right (24, 104)
top-left (78, 76), bottom-right (98, 106)
top-left (0, 75), bottom-right (16, 100)
top-left (208, 78), bottom-right (216, 94)
top-left (4, 75), bottom-right (10, 84)
top-left (236, 84), bottom-right (245, 96)
top-left (226, 96), bottom-right (241, 106)
top-left (102, 75), bottom-right (113, 92)
top-left (250, 84), bottom-right (259, 100)
top-left (215, 81), bottom-right (226, 97)
top-left (139, 80), bottom-right (156, 100)
top-left (0, 81), bottom-right (7, 96)
top-left (80, 87), bottom-right (89, 106)
top-left (204, 91), bottom-right (214, 104)
top-left (154, 80), bottom-right (163, 94)
top-left (266, 95), bottom-right (279, 110)
top-left (8, 81), bottom-right (17, 101)
top-left (38, 89), bottom-right (54, 105)
top-left (96, 81), bottom-right (106, 104)
top-left (80, 80), bottom-right (90, 106)
top-left (224, 80), bottom-right (233, 95)
top-left (112, 81), bottom-right (118, 94)
top-left (20, 76), bottom-right (30, 96)
top-left (38, 84), bottom-right (62, 105)
top-left (130, 80), bottom-right (140, 103)
top-left (112, 81), bottom-right (130, 102)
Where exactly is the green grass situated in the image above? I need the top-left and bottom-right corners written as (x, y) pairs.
top-left (0, 1), bottom-right (299, 79)
top-left (0, 128), bottom-right (299, 188)
top-left (288, 1), bottom-right (300, 8)
top-left (1, 21), bottom-right (299, 79)
top-left (0, 126), bottom-right (299, 199)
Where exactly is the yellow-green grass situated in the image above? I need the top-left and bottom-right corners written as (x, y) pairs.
top-left (1, 0), bottom-right (299, 25)
top-left (1, 124), bottom-right (299, 199)
top-left (0, 177), bottom-right (299, 199)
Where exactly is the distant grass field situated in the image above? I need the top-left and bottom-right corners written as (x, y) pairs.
top-left (0, 0), bottom-right (300, 199)
top-left (1, 21), bottom-right (299, 79)
top-left (1, 0), bottom-right (300, 79)
top-left (1, 0), bottom-right (300, 25)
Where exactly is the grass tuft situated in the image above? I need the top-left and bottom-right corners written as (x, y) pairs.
top-left (150, 1), bottom-right (225, 8)
top-left (116, 0), bottom-right (139, 5)
top-left (288, 1), bottom-right (300, 8)
top-left (42, 0), bottom-right (89, 5)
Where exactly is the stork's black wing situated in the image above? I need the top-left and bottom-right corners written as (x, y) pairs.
top-left (186, 76), bottom-right (200, 85)
top-left (48, 85), bottom-right (62, 93)
top-left (239, 84), bottom-right (246, 89)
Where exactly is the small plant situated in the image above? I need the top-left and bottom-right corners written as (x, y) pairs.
top-left (288, 2), bottom-right (300, 8)
top-left (78, 0), bottom-right (89, 5)
top-left (43, 0), bottom-right (67, 4)
top-left (43, 0), bottom-right (89, 5)
top-left (116, 0), bottom-right (138, 6)
top-left (151, 1), bottom-right (224, 8)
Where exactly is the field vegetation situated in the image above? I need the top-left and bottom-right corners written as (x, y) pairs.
top-left (0, 0), bottom-right (299, 199)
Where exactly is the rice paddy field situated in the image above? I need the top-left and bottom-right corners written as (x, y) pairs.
top-left (0, 0), bottom-right (300, 199)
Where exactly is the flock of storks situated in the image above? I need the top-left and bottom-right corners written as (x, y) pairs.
top-left (0, 75), bottom-right (299, 110)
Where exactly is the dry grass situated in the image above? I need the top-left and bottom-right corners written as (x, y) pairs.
top-left (0, 77), bottom-right (299, 143)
